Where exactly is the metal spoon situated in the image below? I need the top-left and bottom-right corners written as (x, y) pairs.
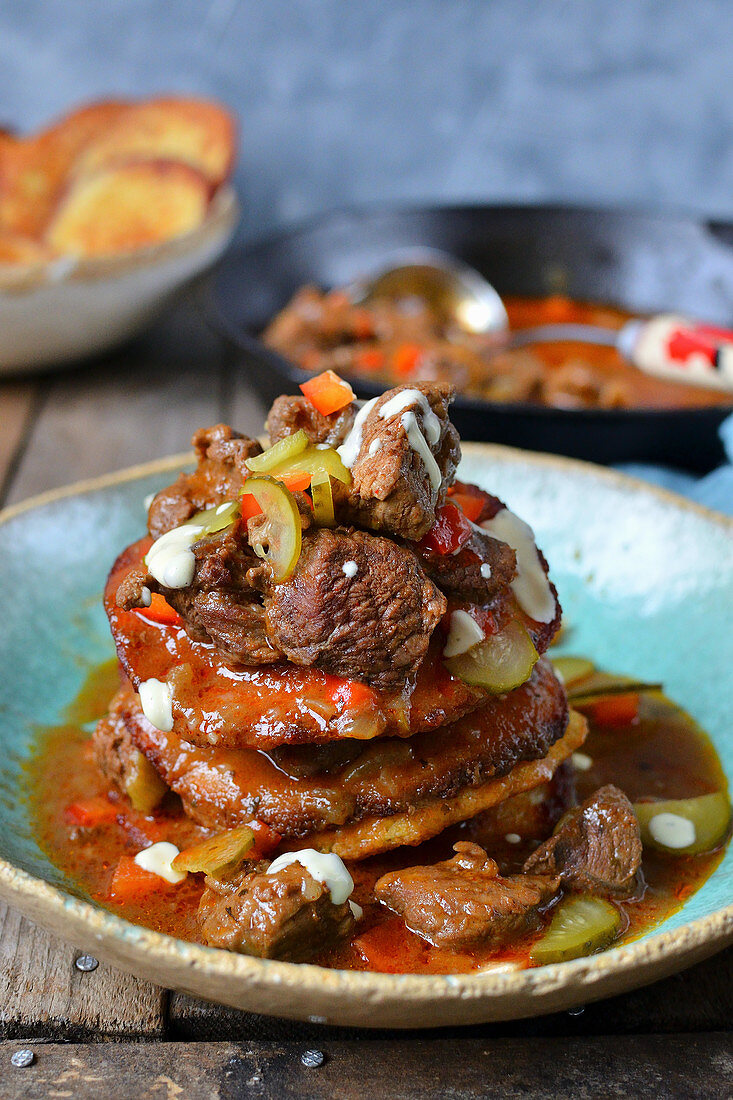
top-left (349, 249), bottom-right (733, 393)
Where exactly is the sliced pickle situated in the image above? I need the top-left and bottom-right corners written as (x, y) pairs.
top-left (568, 672), bottom-right (662, 704)
top-left (245, 475), bottom-right (302, 583)
top-left (245, 429), bottom-right (309, 473)
top-left (311, 469), bottom-right (336, 526)
top-left (172, 825), bottom-right (255, 876)
top-left (186, 499), bottom-right (240, 536)
top-left (530, 896), bottom-right (622, 966)
top-left (272, 443), bottom-right (352, 486)
top-left (445, 619), bottom-right (539, 694)
top-left (125, 749), bottom-right (168, 814)
top-left (552, 656), bottom-right (595, 689)
top-left (633, 793), bottom-right (731, 856)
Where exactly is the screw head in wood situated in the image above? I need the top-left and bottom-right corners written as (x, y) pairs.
top-left (11, 1050), bottom-right (35, 1068)
top-left (301, 1049), bottom-right (325, 1068)
top-left (75, 954), bottom-right (99, 972)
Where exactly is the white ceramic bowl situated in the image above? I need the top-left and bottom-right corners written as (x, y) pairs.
top-left (0, 186), bottom-right (239, 374)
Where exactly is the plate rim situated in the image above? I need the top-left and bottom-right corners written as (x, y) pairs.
top-left (0, 444), bottom-right (731, 1022)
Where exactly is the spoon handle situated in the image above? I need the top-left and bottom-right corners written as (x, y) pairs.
top-left (622, 316), bottom-right (733, 393)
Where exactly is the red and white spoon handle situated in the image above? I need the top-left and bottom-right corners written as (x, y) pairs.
top-left (621, 315), bottom-right (733, 392)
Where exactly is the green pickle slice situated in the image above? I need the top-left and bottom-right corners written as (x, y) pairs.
top-left (445, 619), bottom-right (539, 694)
top-left (530, 896), bottom-right (622, 966)
top-left (633, 793), bottom-right (731, 856)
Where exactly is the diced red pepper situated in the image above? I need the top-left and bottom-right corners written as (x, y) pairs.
top-left (584, 693), bottom-right (640, 726)
top-left (354, 347), bottom-right (386, 373)
top-left (300, 370), bottom-right (355, 416)
top-left (420, 503), bottom-right (473, 555)
top-left (240, 490), bottom-right (264, 521)
top-left (330, 678), bottom-right (375, 710)
top-left (449, 492), bottom-right (484, 523)
top-left (108, 856), bottom-right (172, 902)
top-left (248, 820), bottom-right (282, 859)
top-left (392, 343), bottom-right (423, 378)
top-left (65, 797), bottom-right (118, 828)
top-left (136, 592), bottom-right (181, 626)
top-left (277, 471), bottom-right (312, 493)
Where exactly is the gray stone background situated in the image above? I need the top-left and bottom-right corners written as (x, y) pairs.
top-left (1, 0), bottom-right (732, 242)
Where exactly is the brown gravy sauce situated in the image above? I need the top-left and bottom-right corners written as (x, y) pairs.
top-left (27, 659), bottom-right (729, 974)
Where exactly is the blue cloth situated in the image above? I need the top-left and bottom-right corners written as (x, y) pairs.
top-left (618, 414), bottom-right (733, 517)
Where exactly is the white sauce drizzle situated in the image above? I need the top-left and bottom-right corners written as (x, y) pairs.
top-left (401, 410), bottom-right (442, 491)
top-left (480, 562), bottom-right (492, 579)
top-left (337, 396), bottom-right (379, 468)
top-left (368, 437), bottom-right (383, 455)
top-left (572, 751), bottom-right (593, 771)
top-left (378, 388), bottom-right (441, 444)
top-left (139, 678), bottom-right (174, 732)
top-left (134, 841), bottom-right (187, 884)
top-left (342, 560), bottom-right (358, 578)
top-left (145, 522), bottom-right (204, 588)
top-left (480, 509), bottom-right (555, 623)
top-left (649, 812), bottom-right (696, 849)
top-left (443, 610), bottom-right (485, 658)
top-left (267, 849), bottom-right (354, 905)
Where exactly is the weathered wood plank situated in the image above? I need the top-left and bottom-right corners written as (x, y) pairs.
top-left (169, 946), bottom-right (733, 1041)
top-left (5, 301), bottom-right (223, 505)
top-left (0, 380), bottom-right (39, 504)
top-left (1, 1034), bottom-right (731, 1099)
top-left (226, 350), bottom-right (271, 439)
top-left (0, 903), bottom-right (166, 1040)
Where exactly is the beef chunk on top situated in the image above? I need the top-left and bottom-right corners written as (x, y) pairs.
top-left (375, 842), bottom-right (559, 950)
top-left (147, 424), bottom-right (263, 539)
top-left (340, 384), bottom-right (461, 541)
top-left (523, 785), bottom-right (642, 897)
top-left (415, 523), bottom-right (517, 604)
top-left (266, 394), bottom-right (355, 448)
top-left (198, 860), bottom-right (355, 961)
top-left (265, 526), bottom-right (446, 690)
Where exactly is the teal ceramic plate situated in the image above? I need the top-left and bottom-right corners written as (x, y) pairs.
top-left (0, 445), bottom-right (731, 1028)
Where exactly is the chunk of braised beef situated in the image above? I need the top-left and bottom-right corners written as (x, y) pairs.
top-left (375, 842), bottom-right (559, 949)
top-left (198, 860), bottom-right (356, 961)
top-left (264, 526), bottom-right (446, 689)
top-left (147, 424), bottom-right (262, 539)
top-left (116, 526), bottom-right (284, 666)
top-left (415, 524), bottom-right (517, 603)
top-left (266, 394), bottom-right (355, 447)
top-left (341, 384), bottom-right (461, 541)
top-left (522, 785), bottom-right (642, 897)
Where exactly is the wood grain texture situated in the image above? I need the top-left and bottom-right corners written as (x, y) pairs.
top-left (0, 904), bottom-right (165, 1040)
top-left (4, 299), bottom-right (223, 506)
top-left (2, 1035), bottom-right (732, 1099)
top-left (0, 380), bottom-right (38, 504)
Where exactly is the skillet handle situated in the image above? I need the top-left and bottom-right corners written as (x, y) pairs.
top-left (621, 315), bottom-right (733, 392)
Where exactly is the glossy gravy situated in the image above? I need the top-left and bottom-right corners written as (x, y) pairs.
top-left (28, 660), bottom-right (729, 974)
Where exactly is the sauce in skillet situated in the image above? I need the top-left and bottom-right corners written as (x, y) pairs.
top-left (27, 659), bottom-right (730, 974)
top-left (263, 290), bottom-right (733, 411)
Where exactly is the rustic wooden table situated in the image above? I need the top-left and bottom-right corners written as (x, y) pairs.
top-left (0, 294), bottom-right (731, 1099)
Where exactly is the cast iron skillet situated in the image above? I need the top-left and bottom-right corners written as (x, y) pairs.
top-left (207, 204), bottom-right (733, 470)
